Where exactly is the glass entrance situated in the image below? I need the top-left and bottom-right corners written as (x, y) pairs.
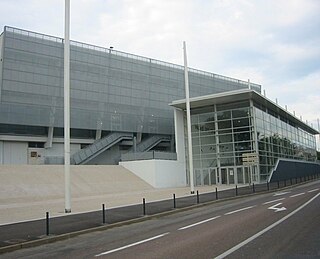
top-left (210, 168), bottom-right (217, 185)
top-left (228, 168), bottom-right (235, 184)
top-left (221, 168), bottom-right (228, 184)
top-left (194, 168), bottom-right (219, 186)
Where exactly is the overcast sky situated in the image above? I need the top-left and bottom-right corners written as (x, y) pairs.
top-left (0, 0), bottom-right (319, 134)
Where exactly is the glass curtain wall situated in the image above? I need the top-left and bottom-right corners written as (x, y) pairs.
top-left (187, 101), bottom-right (256, 185)
top-left (254, 102), bottom-right (317, 181)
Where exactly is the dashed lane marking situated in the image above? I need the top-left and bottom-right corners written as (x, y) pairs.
top-left (308, 188), bottom-right (319, 193)
top-left (263, 198), bottom-right (285, 205)
top-left (290, 192), bottom-right (305, 198)
top-left (95, 232), bottom-right (169, 257)
top-left (224, 206), bottom-right (256, 215)
top-left (178, 216), bottom-right (221, 230)
top-left (273, 191), bottom-right (291, 196)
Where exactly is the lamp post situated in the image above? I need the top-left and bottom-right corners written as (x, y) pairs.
top-left (64, 0), bottom-right (71, 213)
top-left (183, 41), bottom-right (194, 194)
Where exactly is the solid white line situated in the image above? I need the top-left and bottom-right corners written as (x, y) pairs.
top-left (224, 206), bottom-right (255, 215)
top-left (290, 192), bottom-right (305, 198)
top-left (95, 232), bottom-right (169, 257)
top-left (178, 216), bottom-right (221, 230)
top-left (308, 188), bottom-right (319, 193)
top-left (215, 192), bottom-right (320, 259)
top-left (263, 198), bottom-right (285, 205)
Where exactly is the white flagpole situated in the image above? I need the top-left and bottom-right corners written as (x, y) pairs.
top-left (183, 41), bottom-right (195, 194)
top-left (64, 0), bottom-right (71, 213)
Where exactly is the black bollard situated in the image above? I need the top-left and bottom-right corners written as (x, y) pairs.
top-left (173, 194), bottom-right (176, 209)
top-left (235, 185), bottom-right (238, 196)
top-left (252, 183), bottom-right (255, 193)
top-left (197, 190), bottom-right (199, 204)
top-left (215, 187), bottom-right (218, 200)
top-left (46, 212), bottom-right (50, 236)
top-left (102, 204), bottom-right (106, 224)
top-left (277, 181), bottom-right (280, 188)
top-left (143, 198), bottom-right (146, 216)
top-left (267, 181), bottom-right (269, 191)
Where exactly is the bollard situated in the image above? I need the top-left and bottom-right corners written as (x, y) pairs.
top-left (196, 190), bottom-right (199, 204)
top-left (235, 185), bottom-right (238, 196)
top-left (277, 181), bottom-right (280, 188)
top-left (215, 187), bottom-right (218, 200)
top-left (252, 183), bottom-right (255, 193)
top-left (143, 198), bottom-right (146, 216)
top-left (102, 204), bottom-right (106, 224)
top-left (173, 194), bottom-right (176, 209)
top-left (267, 181), bottom-right (269, 191)
top-left (46, 212), bottom-right (50, 236)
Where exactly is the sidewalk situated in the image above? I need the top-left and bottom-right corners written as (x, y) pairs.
top-left (0, 164), bottom-right (242, 225)
top-left (0, 184), bottom-right (238, 225)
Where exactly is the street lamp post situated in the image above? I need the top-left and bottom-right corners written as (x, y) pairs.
top-left (183, 41), bottom-right (194, 194)
top-left (64, 0), bottom-right (71, 213)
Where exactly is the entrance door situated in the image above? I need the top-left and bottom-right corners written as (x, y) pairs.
top-left (221, 168), bottom-right (228, 184)
top-left (203, 168), bottom-right (210, 185)
top-left (210, 168), bottom-right (217, 185)
top-left (228, 168), bottom-right (235, 184)
top-left (237, 167), bottom-right (244, 184)
top-left (195, 169), bottom-right (202, 186)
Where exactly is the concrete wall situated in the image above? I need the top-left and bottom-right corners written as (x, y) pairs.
top-left (0, 141), bottom-right (28, 164)
top-left (120, 160), bottom-right (187, 188)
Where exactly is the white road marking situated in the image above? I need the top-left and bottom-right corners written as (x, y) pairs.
top-left (178, 216), bottom-right (221, 230)
top-left (263, 198), bottom-right (285, 205)
top-left (215, 192), bottom-right (320, 259)
top-left (268, 203), bottom-right (287, 212)
top-left (273, 191), bottom-right (290, 196)
top-left (224, 206), bottom-right (255, 215)
top-left (290, 192), bottom-right (305, 198)
top-left (95, 232), bottom-right (169, 257)
top-left (308, 188), bottom-right (319, 193)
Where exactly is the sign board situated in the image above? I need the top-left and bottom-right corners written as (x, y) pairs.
top-left (242, 153), bottom-right (258, 165)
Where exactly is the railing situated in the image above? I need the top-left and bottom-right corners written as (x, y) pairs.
top-left (121, 151), bottom-right (177, 161)
top-left (71, 132), bottom-right (133, 164)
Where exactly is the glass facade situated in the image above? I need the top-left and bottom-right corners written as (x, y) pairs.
top-left (189, 101), bottom-right (257, 185)
top-left (254, 102), bottom-right (317, 181)
top-left (185, 95), bottom-right (317, 185)
top-left (0, 26), bottom-right (261, 138)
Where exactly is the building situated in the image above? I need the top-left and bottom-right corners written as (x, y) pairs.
top-left (1, 26), bottom-right (318, 186)
top-left (170, 89), bottom-right (319, 185)
top-left (0, 26), bottom-right (260, 165)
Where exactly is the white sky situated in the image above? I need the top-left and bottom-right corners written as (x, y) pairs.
top-left (0, 0), bottom-right (319, 139)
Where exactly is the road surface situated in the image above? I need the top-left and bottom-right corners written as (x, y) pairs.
top-left (1, 180), bottom-right (319, 258)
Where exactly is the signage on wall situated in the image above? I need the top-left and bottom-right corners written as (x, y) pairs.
top-left (242, 153), bottom-right (258, 165)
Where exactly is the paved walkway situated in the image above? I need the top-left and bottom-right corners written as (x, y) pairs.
top-left (0, 165), bottom-right (241, 225)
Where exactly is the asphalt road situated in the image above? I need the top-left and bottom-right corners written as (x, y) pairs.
top-left (1, 180), bottom-right (319, 258)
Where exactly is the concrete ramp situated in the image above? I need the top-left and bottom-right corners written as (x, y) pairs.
top-left (0, 165), bottom-right (154, 200)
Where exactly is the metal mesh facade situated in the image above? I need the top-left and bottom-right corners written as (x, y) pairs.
top-left (0, 26), bottom-right (261, 136)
